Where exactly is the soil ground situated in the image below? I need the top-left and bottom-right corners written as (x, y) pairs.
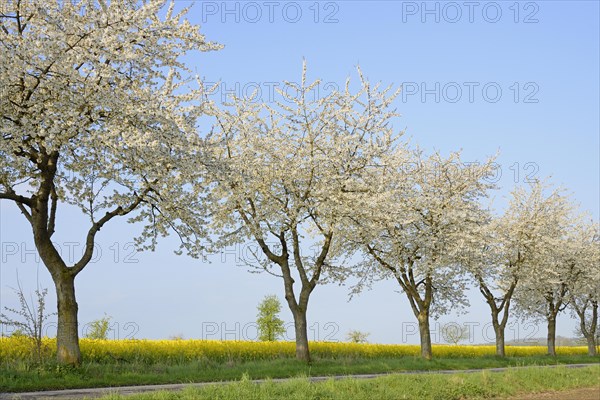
top-left (505, 386), bottom-right (600, 400)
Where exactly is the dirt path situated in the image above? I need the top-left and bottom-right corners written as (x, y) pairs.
top-left (504, 386), bottom-right (600, 400)
top-left (0, 363), bottom-right (597, 400)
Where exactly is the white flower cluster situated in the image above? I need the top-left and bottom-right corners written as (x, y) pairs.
top-left (1, 0), bottom-right (221, 271)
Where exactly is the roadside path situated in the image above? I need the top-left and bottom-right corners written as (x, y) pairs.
top-left (1, 363), bottom-right (598, 400)
top-left (502, 387), bottom-right (600, 400)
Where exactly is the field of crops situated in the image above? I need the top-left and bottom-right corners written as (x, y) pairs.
top-left (0, 337), bottom-right (591, 364)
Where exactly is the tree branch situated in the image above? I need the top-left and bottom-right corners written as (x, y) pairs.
top-left (237, 207), bottom-right (286, 265)
top-left (71, 188), bottom-right (151, 276)
top-left (0, 191), bottom-right (33, 206)
top-left (291, 225), bottom-right (309, 285)
top-left (47, 186), bottom-right (58, 237)
top-left (310, 231), bottom-right (333, 288)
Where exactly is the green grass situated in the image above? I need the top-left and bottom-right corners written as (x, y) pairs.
top-left (96, 365), bottom-right (600, 400)
top-left (1, 355), bottom-right (598, 393)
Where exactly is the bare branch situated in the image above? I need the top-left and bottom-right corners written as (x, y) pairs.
top-left (71, 187), bottom-right (152, 276)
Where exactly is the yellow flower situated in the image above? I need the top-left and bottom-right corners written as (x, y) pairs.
top-left (0, 337), bottom-right (589, 363)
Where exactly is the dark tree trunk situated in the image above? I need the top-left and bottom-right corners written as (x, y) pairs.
top-left (292, 308), bottom-right (310, 362)
top-left (547, 316), bottom-right (557, 356)
top-left (31, 180), bottom-right (83, 366)
top-left (282, 272), bottom-right (313, 363)
top-left (478, 277), bottom-right (516, 359)
top-left (417, 311), bottom-right (432, 360)
top-left (52, 272), bottom-right (81, 365)
top-left (18, 151), bottom-right (143, 366)
top-left (579, 302), bottom-right (598, 357)
top-left (269, 228), bottom-right (330, 364)
top-left (585, 336), bottom-right (597, 356)
top-left (493, 320), bottom-right (506, 357)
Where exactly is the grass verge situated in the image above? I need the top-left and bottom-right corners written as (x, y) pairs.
top-left (96, 365), bottom-right (600, 400)
top-left (0, 355), bottom-right (598, 393)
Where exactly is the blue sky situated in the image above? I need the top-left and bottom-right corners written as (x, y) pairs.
top-left (1, 1), bottom-right (598, 344)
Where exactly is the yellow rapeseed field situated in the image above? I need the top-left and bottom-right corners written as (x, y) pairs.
top-left (0, 337), bottom-right (589, 363)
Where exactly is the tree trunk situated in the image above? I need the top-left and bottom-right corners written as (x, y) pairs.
top-left (53, 272), bottom-right (81, 365)
top-left (493, 322), bottom-right (506, 357)
top-left (417, 311), bottom-right (432, 360)
top-left (547, 316), bottom-right (557, 356)
top-left (280, 263), bottom-right (312, 363)
top-left (292, 308), bottom-right (310, 362)
top-left (30, 182), bottom-right (83, 366)
top-left (585, 335), bottom-right (597, 357)
top-left (585, 302), bottom-right (598, 357)
top-left (478, 278), bottom-right (516, 359)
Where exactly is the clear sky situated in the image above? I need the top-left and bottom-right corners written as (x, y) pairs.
top-left (1, 0), bottom-right (599, 344)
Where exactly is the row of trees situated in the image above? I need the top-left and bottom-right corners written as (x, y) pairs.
top-left (203, 68), bottom-right (599, 361)
top-left (1, 1), bottom-right (598, 365)
top-left (469, 184), bottom-right (599, 358)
